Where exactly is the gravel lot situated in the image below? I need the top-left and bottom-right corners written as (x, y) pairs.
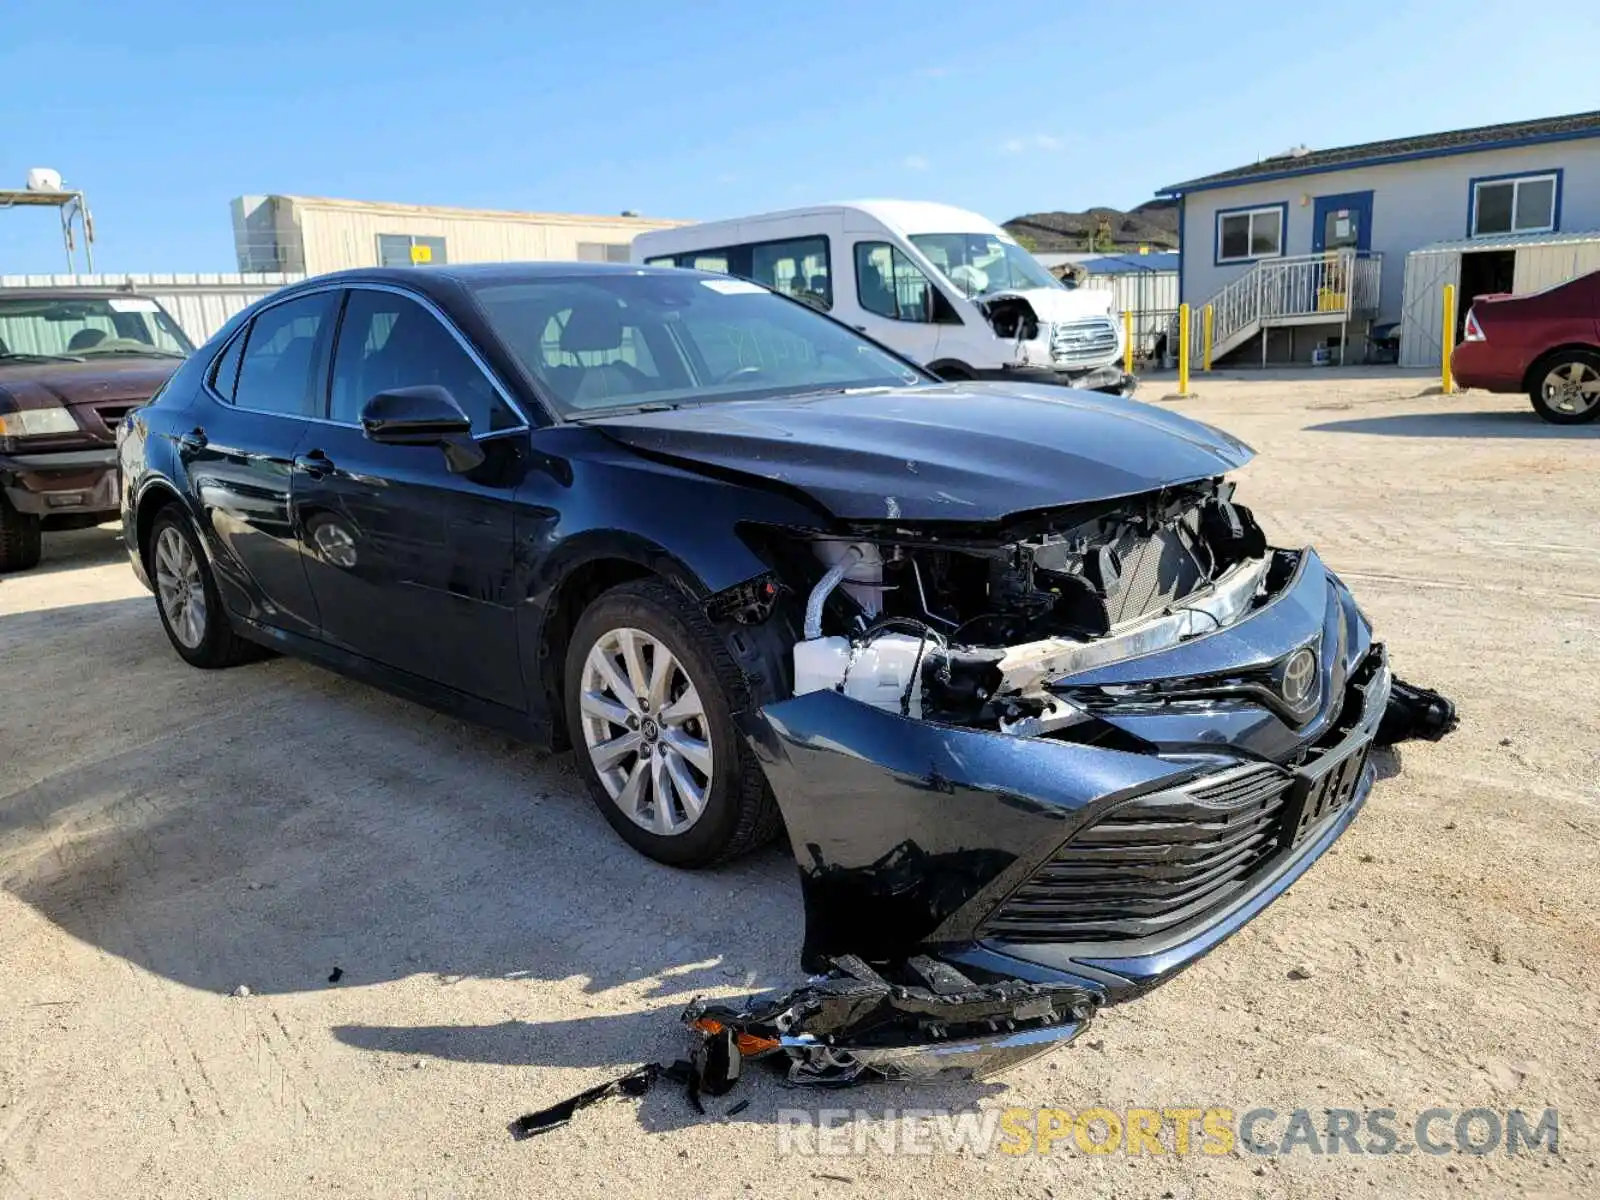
top-left (1, 370), bottom-right (1595, 1199)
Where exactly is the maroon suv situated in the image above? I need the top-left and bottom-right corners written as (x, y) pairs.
top-left (0, 289), bottom-right (192, 571)
top-left (1451, 269), bottom-right (1600, 424)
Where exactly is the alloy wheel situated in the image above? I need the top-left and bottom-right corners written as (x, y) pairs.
top-left (154, 525), bottom-right (207, 649)
top-left (578, 627), bottom-right (714, 836)
top-left (1542, 361), bottom-right (1600, 416)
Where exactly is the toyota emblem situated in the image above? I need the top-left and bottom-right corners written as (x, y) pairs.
top-left (1281, 647), bottom-right (1318, 708)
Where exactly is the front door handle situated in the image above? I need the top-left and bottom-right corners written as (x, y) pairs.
top-left (294, 450), bottom-right (335, 477)
top-left (178, 428), bottom-right (207, 452)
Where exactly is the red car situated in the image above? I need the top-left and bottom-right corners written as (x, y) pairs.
top-left (1452, 269), bottom-right (1600, 424)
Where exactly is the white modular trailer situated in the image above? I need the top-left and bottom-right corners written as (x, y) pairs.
top-left (234, 195), bottom-right (686, 276)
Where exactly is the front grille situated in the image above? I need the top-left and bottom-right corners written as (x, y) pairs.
top-left (94, 404), bottom-right (138, 438)
top-left (982, 764), bottom-right (1293, 943)
top-left (1050, 318), bottom-right (1118, 366)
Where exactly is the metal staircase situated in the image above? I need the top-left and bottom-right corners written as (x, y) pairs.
top-left (1192, 251), bottom-right (1382, 364)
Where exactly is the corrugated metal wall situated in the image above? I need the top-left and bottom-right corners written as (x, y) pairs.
top-left (1398, 251), bottom-right (1460, 368)
top-left (1513, 241), bottom-right (1600, 292)
top-left (1400, 236), bottom-right (1600, 367)
top-left (1081, 269), bottom-right (1179, 357)
top-left (1081, 269), bottom-right (1179, 316)
top-left (0, 272), bottom-right (302, 343)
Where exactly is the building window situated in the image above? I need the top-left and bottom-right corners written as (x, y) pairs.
top-left (1470, 172), bottom-right (1559, 237)
top-left (1216, 205), bottom-right (1285, 264)
top-left (576, 242), bottom-right (631, 263)
top-left (376, 234), bottom-right (448, 267)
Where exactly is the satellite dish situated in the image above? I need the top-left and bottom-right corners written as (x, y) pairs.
top-left (26, 167), bottom-right (64, 192)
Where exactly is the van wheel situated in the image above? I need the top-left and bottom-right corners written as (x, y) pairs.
top-left (933, 362), bottom-right (975, 382)
top-left (1529, 350), bottom-right (1600, 424)
top-left (0, 499), bottom-right (42, 573)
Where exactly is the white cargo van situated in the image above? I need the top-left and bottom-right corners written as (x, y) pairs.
top-left (631, 200), bottom-right (1132, 392)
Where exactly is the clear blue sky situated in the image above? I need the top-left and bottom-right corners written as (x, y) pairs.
top-left (2, 0), bottom-right (1597, 274)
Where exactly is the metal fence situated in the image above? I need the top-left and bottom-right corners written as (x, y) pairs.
top-left (1078, 269), bottom-right (1179, 366)
top-left (0, 272), bottom-right (303, 344)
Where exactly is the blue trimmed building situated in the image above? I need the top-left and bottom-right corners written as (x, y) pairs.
top-left (1158, 111), bottom-right (1600, 365)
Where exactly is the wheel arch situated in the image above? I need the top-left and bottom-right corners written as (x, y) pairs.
top-left (531, 533), bottom-right (716, 750)
top-left (926, 359), bottom-right (976, 381)
top-left (133, 479), bottom-right (189, 576)
top-left (1521, 343), bottom-right (1600, 395)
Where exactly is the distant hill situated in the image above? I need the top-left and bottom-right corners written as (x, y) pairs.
top-left (1003, 200), bottom-right (1179, 252)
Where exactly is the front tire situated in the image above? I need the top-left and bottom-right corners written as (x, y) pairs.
top-left (0, 498), bottom-right (42, 573)
top-left (564, 579), bottom-right (780, 867)
top-left (1529, 350), bottom-right (1600, 424)
top-left (147, 507), bottom-right (261, 669)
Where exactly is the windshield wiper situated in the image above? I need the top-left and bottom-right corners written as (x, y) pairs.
top-left (572, 401), bottom-right (685, 420)
top-left (0, 351), bottom-right (85, 363)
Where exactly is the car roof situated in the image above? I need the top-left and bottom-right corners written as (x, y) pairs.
top-left (301, 261), bottom-right (688, 291)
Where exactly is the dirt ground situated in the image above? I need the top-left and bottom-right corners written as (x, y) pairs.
top-left (1, 370), bottom-right (1596, 1199)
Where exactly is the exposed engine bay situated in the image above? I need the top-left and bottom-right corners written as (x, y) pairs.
top-left (771, 478), bottom-right (1278, 736)
top-left (978, 292), bottom-right (1042, 342)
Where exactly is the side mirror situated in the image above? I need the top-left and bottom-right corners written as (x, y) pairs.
top-left (360, 385), bottom-right (484, 473)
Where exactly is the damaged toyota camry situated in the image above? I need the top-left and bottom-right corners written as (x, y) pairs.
top-left (121, 263), bottom-right (1453, 1082)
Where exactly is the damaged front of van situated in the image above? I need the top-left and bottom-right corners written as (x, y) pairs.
top-left (896, 223), bottom-right (1134, 394)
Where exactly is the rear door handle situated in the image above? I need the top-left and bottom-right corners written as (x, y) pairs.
top-left (294, 450), bottom-right (335, 477)
top-left (178, 428), bottom-right (207, 452)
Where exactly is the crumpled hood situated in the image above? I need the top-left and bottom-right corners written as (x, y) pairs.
top-left (986, 286), bottom-right (1113, 322)
top-left (0, 359), bottom-right (179, 411)
top-left (584, 383), bottom-right (1253, 521)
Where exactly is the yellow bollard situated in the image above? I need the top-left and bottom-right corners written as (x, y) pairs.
top-left (1178, 303), bottom-right (1191, 395)
top-left (1123, 310), bottom-right (1134, 375)
top-left (1441, 284), bottom-right (1456, 394)
top-left (1202, 305), bottom-right (1214, 372)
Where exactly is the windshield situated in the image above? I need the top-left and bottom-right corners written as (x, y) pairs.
top-left (471, 273), bottom-right (928, 418)
top-left (908, 233), bottom-right (1062, 299)
top-left (0, 296), bottom-right (194, 361)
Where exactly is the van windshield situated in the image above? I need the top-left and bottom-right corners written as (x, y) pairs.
top-left (908, 234), bottom-right (1061, 299)
top-left (471, 272), bottom-right (929, 418)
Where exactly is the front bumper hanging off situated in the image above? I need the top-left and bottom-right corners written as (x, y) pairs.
top-left (720, 549), bottom-right (1417, 1080)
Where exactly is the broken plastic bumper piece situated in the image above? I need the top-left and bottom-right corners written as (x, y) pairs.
top-left (684, 955), bottom-right (1096, 1085)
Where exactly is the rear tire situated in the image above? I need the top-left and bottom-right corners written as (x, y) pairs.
top-left (1528, 350), bottom-right (1600, 425)
top-left (0, 498), bottom-right (42, 573)
top-left (147, 507), bottom-right (262, 669)
top-left (564, 579), bottom-right (780, 867)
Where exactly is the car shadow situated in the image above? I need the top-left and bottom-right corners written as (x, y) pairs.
top-left (0, 587), bottom-right (804, 1002)
top-left (1307, 409), bottom-right (1599, 438)
top-left (0, 600), bottom-right (1021, 1127)
top-left (332, 1009), bottom-right (1007, 1133)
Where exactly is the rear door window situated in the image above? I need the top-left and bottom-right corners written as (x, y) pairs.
top-left (209, 330), bottom-right (246, 401)
top-left (233, 293), bottom-right (338, 417)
